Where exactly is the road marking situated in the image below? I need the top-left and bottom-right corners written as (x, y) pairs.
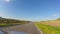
top-left (34, 24), bottom-right (43, 34)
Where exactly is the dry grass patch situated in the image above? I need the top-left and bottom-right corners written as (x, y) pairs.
top-left (39, 20), bottom-right (60, 27)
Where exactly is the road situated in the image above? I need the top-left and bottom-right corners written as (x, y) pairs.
top-left (0, 23), bottom-right (42, 34)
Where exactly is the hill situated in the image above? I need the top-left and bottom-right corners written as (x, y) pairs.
top-left (35, 19), bottom-right (60, 34)
top-left (38, 20), bottom-right (60, 27)
top-left (0, 17), bottom-right (30, 27)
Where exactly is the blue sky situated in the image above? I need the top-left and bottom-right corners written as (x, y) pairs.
top-left (0, 0), bottom-right (60, 21)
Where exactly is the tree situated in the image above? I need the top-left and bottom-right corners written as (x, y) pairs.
top-left (57, 18), bottom-right (60, 20)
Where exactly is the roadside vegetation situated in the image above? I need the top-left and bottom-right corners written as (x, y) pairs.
top-left (35, 23), bottom-right (60, 34)
top-left (0, 17), bottom-right (30, 27)
top-left (35, 18), bottom-right (60, 34)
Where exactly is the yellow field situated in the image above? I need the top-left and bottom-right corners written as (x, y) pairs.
top-left (39, 20), bottom-right (60, 27)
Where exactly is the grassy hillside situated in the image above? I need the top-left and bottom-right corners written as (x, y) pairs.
top-left (0, 17), bottom-right (30, 27)
top-left (35, 19), bottom-right (60, 34)
top-left (35, 23), bottom-right (60, 34)
top-left (38, 20), bottom-right (60, 27)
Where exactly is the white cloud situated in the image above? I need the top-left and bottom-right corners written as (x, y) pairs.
top-left (4, 0), bottom-right (11, 3)
top-left (52, 14), bottom-right (58, 17)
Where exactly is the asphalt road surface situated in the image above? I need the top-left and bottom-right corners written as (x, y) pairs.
top-left (0, 23), bottom-right (42, 34)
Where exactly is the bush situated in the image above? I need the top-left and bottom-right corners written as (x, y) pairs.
top-left (57, 18), bottom-right (60, 20)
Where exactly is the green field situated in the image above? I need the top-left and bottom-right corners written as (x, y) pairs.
top-left (35, 23), bottom-right (60, 34)
top-left (0, 23), bottom-right (21, 27)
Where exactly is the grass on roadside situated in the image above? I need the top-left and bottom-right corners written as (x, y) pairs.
top-left (35, 23), bottom-right (60, 34)
top-left (0, 23), bottom-right (21, 27)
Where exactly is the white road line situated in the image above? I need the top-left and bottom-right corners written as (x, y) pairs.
top-left (34, 24), bottom-right (43, 34)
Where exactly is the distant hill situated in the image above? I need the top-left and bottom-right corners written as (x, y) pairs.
top-left (0, 17), bottom-right (30, 27)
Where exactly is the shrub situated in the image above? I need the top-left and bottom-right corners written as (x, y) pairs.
top-left (57, 18), bottom-right (60, 20)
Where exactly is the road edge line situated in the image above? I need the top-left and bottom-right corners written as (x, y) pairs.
top-left (34, 24), bottom-right (43, 34)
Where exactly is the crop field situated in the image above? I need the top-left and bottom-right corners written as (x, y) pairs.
top-left (39, 20), bottom-right (60, 27)
top-left (35, 23), bottom-right (60, 34)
